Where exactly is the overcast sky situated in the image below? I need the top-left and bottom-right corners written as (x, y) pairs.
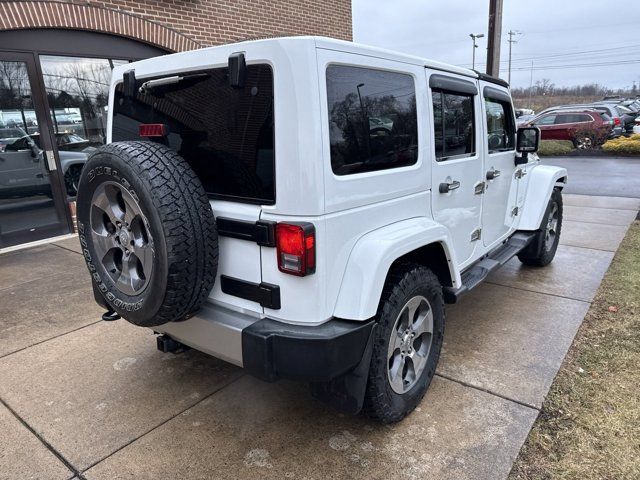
top-left (353, 0), bottom-right (640, 90)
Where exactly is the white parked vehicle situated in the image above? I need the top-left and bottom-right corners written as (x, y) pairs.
top-left (634, 116), bottom-right (640, 135)
top-left (76, 37), bottom-right (567, 423)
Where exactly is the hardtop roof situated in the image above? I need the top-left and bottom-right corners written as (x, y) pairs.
top-left (113, 36), bottom-right (510, 89)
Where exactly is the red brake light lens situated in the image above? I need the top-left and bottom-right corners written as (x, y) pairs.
top-left (614, 117), bottom-right (621, 126)
top-left (276, 223), bottom-right (315, 276)
top-left (138, 123), bottom-right (167, 137)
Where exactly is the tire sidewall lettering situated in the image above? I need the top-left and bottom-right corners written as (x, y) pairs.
top-left (79, 165), bottom-right (147, 312)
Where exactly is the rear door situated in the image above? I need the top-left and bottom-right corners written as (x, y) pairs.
top-left (480, 84), bottom-right (518, 247)
top-left (110, 63), bottom-right (275, 314)
top-left (553, 113), bottom-right (577, 140)
top-left (428, 72), bottom-right (483, 267)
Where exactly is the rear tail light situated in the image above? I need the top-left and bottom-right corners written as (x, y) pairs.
top-left (138, 123), bottom-right (168, 137)
top-left (614, 117), bottom-right (621, 126)
top-left (276, 223), bottom-right (315, 276)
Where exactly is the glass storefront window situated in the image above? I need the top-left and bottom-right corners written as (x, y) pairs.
top-left (0, 58), bottom-right (65, 247)
top-left (39, 56), bottom-right (127, 196)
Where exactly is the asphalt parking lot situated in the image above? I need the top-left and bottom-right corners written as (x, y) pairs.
top-left (1, 190), bottom-right (639, 480)
top-left (541, 155), bottom-right (640, 198)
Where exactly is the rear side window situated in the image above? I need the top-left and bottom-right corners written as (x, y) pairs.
top-left (112, 64), bottom-right (274, 204)
top-left (326, 65), bottom-right (418, 176)
top-left (485, 99), bottom-right (515, 153)
top-left (556, 114), bottom-right (591, 124)
top-left (432, 90), bottom-right (475, 161)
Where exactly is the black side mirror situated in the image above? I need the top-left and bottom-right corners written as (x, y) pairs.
top-left (228, 52), bottom-right (246, 89)
top-left (515, 127), bottom-right (540, 165)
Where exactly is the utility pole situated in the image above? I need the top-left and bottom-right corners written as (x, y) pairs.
top-left (528, 61), bottom-right (534, 109)
top-left (507, 30), bottom-right (521, 85)
top-left (469, 33), bottom-right (485, 70)
top-left (486, 0), bottom-right (504, 78)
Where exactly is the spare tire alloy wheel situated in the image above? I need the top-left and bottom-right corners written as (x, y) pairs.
top-left (90, 181), bottom-right (153, 296)
top-left (76, 141), bottom-right (218, 327)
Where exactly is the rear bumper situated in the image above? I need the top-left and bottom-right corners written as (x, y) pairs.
top-left (242, 317), bottom-right (374, 383)
top-left (155, 302), bottom-right (374, 383)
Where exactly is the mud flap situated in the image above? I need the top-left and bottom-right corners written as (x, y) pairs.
top-left (309, 324), bottom-right (378, 415)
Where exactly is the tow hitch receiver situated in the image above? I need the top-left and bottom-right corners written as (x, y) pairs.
top-left (156, 334), bottom-right (190, 354)
top-left (101, 309), bottom-right (121, 321)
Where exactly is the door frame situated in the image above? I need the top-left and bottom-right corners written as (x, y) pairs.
top-left (0, 50), bottom-right (73, 246)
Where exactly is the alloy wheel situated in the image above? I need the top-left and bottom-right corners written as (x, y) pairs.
top-left (545, 202), bottom-right (559, 252)
top-left (89, 181), bottom-right (154, 295)
top-left (387, 295), bottom-right (434, 394)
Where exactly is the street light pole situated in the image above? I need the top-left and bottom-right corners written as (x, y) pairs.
top-left (469, 33), bottom-right (485, 70)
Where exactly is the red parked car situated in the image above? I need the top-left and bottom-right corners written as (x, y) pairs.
top-left (525, 110), bottom-right (613, 148)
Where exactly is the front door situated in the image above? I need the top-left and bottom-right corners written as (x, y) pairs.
top-left (480, 83), bottom-right (518, 247)
top-left (0, 52), bottom-right (70, 248)
top-left (428, 71), bottom-right (483, 268)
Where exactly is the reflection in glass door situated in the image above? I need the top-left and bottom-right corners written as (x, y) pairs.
top-left (39, 56), bottom-right (128, 197)
top-left (0, 53), bottom-right (70, 248)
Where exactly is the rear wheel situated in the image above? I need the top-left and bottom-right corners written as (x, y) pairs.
top-left (364, 263), bottom-right (444, 423)
top-left (573, 136), bottom-right (593, 149)
top-left (64, 164), bottom-right (83, 196)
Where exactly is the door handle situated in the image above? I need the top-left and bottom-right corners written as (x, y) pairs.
top-left (439, 180), bottom-right (460, 193)
top-left (486, 169), bottom-right (501, 180)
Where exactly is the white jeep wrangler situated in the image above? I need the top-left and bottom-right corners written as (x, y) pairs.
top-left (76, 37), bottom-right (567, 423)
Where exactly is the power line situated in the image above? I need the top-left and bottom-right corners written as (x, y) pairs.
top-left (510, 59), bottom-right (640, 72)
top-left (458, 44), bottom-right (640, 68)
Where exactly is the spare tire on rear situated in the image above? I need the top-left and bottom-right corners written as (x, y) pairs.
top-left (76, 141), bottom-right (218, 327)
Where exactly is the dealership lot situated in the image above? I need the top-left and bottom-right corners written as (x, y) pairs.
top-left (1, 190), bottom-right (639, 480)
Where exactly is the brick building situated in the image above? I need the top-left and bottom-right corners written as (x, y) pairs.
top-left (0, 0), bottom-right (352, 249)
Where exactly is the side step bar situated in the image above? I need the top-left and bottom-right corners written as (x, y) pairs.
top-left (443, 232), bottom-right (536, 304)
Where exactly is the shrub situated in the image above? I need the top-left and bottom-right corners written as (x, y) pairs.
top-left (569, 124), bottom-right (611, 149)
top-left (602, 135), bottom-right (640, 156)
top-left (538, 140), bottom-right (574, 156)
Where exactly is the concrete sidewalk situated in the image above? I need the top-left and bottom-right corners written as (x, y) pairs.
top-left (1, 194), bottom-right (638, 480)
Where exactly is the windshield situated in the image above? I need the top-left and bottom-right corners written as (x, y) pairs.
top-left (112, 64), bottom-right (275, 204)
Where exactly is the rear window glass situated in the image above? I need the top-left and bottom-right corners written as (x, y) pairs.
top-left (326, 65), bottom-right (418, 175)
top-left (112, 64), bottom-right (274, 204)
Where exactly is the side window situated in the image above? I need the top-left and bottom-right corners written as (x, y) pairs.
top-left (535, 115), bottom-right (556, 126)
top-left (326, 65), bottom-right (418, 176)
top-left (485, 98), bottom-right (515, 153)
top-left (577, 114), bottom-right (592, 123)
top-left (554, 114), bottom-right (571, 124)
top-left (431, 90), bottom-right (475, 161)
